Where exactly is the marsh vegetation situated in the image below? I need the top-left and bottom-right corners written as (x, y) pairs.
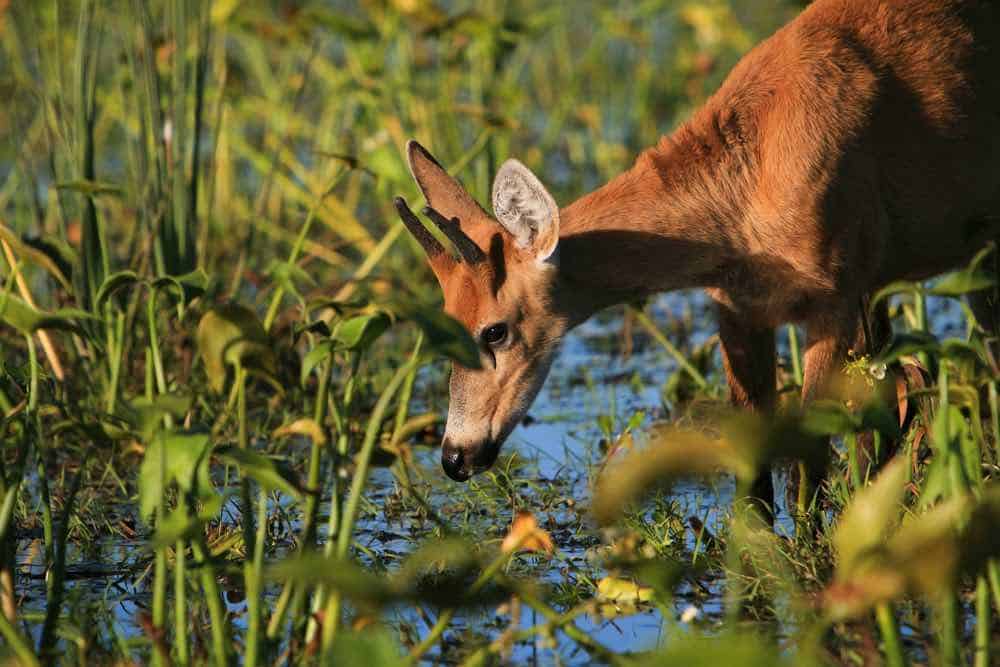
top-left (2, 1), bottom-right (999, 665)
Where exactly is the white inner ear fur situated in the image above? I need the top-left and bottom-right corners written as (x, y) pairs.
top-left (491, 159), bottom-right (559, 261)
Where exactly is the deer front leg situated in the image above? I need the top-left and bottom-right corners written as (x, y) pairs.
top-left (718, 305), bottom-right (776, 522)
top-left (796, 309), bottom-right (859, 514)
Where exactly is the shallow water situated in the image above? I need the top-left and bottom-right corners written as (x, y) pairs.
top-left (13, 289), bottom-right (968, 663)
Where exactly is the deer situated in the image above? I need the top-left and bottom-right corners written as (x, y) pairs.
top-left (392, 0), bottom-right (1000, 516)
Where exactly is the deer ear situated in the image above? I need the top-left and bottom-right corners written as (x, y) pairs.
top-left (406, 140), bottom-right (487, 223)
top-left (491, 159), bottom-right (559, 262)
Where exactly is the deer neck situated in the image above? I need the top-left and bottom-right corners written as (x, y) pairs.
top-left (552, 127), bottom-right (749, 327)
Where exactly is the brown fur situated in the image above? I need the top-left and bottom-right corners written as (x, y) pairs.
top-left (400, 0), bottom-right (1000, 486)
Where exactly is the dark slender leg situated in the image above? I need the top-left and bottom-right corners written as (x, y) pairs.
top-left (796, 306), bottom-right (859, 516)
top-left (718, 305), bottom-right (777, 523)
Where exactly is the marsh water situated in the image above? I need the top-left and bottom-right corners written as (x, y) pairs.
top-left (12, 290), bottom-right (967, 663)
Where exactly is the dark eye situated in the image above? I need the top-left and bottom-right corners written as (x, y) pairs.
top-left (482, 323), bottom-right (508, 346)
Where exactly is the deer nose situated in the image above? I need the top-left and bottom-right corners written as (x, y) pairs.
top-left (441, 439), bottom-right (471, 482)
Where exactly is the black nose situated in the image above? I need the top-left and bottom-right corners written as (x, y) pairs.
top-left (441, 439), bottom-right (471, 482)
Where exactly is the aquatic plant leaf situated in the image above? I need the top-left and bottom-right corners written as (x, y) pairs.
top-left (628, 633), bottom-right (800, 667)
top-left (721, 412), bottom-right (830, 474)
top-left (858, 401), bottom-right (902, 440)
top-left (150, 506), bottom-right (206, 549)
top-left (799, 400), bottom-right (857, 436)
top-left (930, 271), bottom-right (994, 296)
top-left (151, 268), bottom-right (209, 306)
top-left (0, 224), bottom-right (72, 291)
top-left (139, 431), bottom-right (214, 521)
top-left (396, 538), bottom-right (479, 581)
top-left (128, 393), bottom-right (194, 440)
top-left (959, 487), bottom-right (1000, 573)
top-left (923, 404), bottom-right (974, 504)
top-left (930, 245), bottom-right (995, 296)
top-left (939, 338), bottom-right (988, 364)
top-left (869, 280), bottom-right (920, 310)
top-left (265, 259), bottom-right (315, 305)
top-left (390, 300), bottom-right (481, 369)
top-left (94, 270), bottom-right (140, 311)
top-left (196, 303), bottom-right (276, 393)
top-left (334, 311), bottom-right (391, 352)
top-left (833, 457), bottom-right (908, 577)
top-left (596, 577), bottom-right (654, 603)
top-left (0, 292), bottom-right (97, 334)
top-left (877, 331), bottom-right (940, 364)
top-left (328, 630), bottom-right (404, 667)
top-left (365, 143), bottom-right (410, 186)
top-left (593, 427), bottom-right (753, 525)
top-left (300, 340), bottom-right (334, 386)
top-left (501, 512), bottom-right (554, 555)
top-left (215, 445), bottom-right (302, 499)
top-left (885, 496), bottom-right (968, 595)
top-left (635, 633), bottom-right (804, 667)
top-left (266, 554), bottom-right (396, 604)
top-left (825, 495), bottom-right (981, 619)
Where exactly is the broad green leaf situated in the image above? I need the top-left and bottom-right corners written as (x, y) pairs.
top-left (0, 292), bottom-right (97, 334)
top-left (301, 340), bottom-right (334, 386)
top-left (334, 312), bottom-right (391, 352)
top-left (139, 431), bottom-right (214, 521)
top-left (196, 303), bottom-right (276, 393)
top-left (127, 393), bottom-right (194, 439)
top-left (215, 445), bottom-right (302, 499)
top-left (833, 457), bottom-right (908, 577)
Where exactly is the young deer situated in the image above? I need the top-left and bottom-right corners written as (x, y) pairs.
top-left (393, 0), bottom-right (1000, 511)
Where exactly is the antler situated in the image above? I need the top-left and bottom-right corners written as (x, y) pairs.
top-left (394, 197), bottom-right (456, 279)
top-left (422, 206), bottom-right (486, 265)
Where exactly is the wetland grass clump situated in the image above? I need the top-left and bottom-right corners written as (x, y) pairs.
top-left (2, 1), bottom-right (1000, 665)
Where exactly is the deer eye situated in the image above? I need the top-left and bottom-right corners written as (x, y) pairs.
top-left (481, 323), bottom-right (508, 347)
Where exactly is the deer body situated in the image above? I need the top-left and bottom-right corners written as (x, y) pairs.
top-left (396, 0), bottom-right (1000, 495)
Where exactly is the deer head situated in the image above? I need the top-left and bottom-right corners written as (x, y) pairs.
top-left (395, 141), bottom-right (567, 481)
